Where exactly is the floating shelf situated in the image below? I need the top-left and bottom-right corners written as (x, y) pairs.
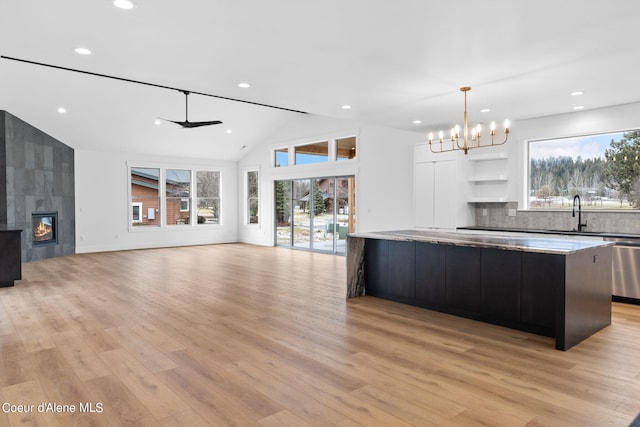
top-left (468, 175), bottom-right (508, 182)
top-left (467, 197), bottom-right (508, 203)
top-left (467, 152), bottom-right (508, 162)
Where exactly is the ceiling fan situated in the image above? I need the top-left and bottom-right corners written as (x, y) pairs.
top-left (162, 90), bottom-right (222, 128)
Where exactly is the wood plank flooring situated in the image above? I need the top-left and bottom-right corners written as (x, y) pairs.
top-left (1, 243), bottom-right (639, 426)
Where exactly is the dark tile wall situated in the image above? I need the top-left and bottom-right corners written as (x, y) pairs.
top-left (1, 111), bottom-right (75, 262)
top-left (0, 116), bottom-right (6, 225)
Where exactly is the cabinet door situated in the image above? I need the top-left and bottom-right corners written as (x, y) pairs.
top-left (388, 241), bottom-right (415, 300)
top-left (433, 161), bottom-right (457, 229)
top-left (414, 160), bottom-right (457, 229)
top-left (445, 245), bottom-right (481, 315)
top-left (364, 239), bottom-right (389, 297)
top-left (481, 248), bottom-right (521, 323)
top-left (521, 252), bottom-right (562, 331)
top-left (414, 162), bottom-right (435, 228)
top-left (415, 242), bottom-right (446, 308)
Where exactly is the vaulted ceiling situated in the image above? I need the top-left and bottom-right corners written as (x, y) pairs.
top-left (1, 1), bottom-right (639, 161)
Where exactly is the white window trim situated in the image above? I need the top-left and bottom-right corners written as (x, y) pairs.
top-left (243, 166), bottom-right (261, 228)
top-left (271, 129), bottom-right (360, 169)
top-left (127, 161), bottom-right (224, 231)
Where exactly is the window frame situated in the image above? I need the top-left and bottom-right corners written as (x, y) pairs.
top-left (526, 128), bottom-right (640, 211)
top-left (245, 168), bottom-right (260, 226)
top-left (271, 131), bottom-right (359, 168)
top-left (127, 163), bottom-right (223, 231)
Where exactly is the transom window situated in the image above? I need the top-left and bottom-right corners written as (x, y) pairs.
top-left (273, 134), bottom-right (357, 167)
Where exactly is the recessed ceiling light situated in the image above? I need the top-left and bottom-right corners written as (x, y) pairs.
top-left (571, 91), bottom-right (584, 96)
top-left (226, 129), bottom-right (233, 134)
top-left (412, 120), bottom-right (422, 124)
top-left (58, 107), bottom-right (66, 114)
top-left (74, 47), bottom-right (92, 55)
top-left (113, 0), bottom-right (135, 9)
top-left (238, 82), bottom-right (251, 88)
top-left (341, 105), bottom-right (352, 110)
top-left (573, 105), bottom-right (584, 110)
top-left (480, 108), bottom-right (491, 113)
top-left (154, 119), bottom-right (162, 125)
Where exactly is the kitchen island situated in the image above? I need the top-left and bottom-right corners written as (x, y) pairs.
top-left (346, 230), bottom-right (614, 350)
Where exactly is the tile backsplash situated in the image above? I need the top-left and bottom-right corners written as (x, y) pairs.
top-left (473, 202), bottom-right (640, 234)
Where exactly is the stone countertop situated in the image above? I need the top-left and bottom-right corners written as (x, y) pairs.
top-left (457, 226), bottom-right (640, 240)
top-left (348, 229), bottom-right (613, 255)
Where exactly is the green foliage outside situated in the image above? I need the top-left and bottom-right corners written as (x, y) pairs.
top-left (604, 130), bottom-right (640, 207)
top-left (313, 180), bottom-right (325, 216)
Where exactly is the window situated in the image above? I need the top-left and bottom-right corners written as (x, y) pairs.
top-left (130, 167), bottom-right (160, 227)
top-left (336, 136), bottom-right (356, 160)
top-left (275, 148), bottom-right (288, 167)
top-left (528, 129), bottom-right (640, 209)
top-left (273, 133), bottom-right (358, 168)
top-left (129, 166), bottom-right (222, 229)
top-left (295, 141), bottom-right (329, 165)
top-left (247, 170), bottom-right (259, 224)
top-left (166, 169), bottom-right (191, 225)
top-left (132, 203), bottom-right (143, 223)
top-left (196, 171), bottom-right (220, 224)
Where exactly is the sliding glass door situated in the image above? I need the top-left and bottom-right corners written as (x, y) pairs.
top-left (274, 176), bottom-right (355, 254)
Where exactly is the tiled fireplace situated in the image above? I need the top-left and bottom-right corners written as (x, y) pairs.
top-left (1, 111), bottom-right (75, 262)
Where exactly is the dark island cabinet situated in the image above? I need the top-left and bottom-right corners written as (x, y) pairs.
top-left (364, 238), bottom-right (562, 341)
top-left (446, 246), bottom-right (481, 316)
top-left (521, 252), bottom-right (561, 332)
top-left (364, 238), bottom-right (389, 297)
top-left (415, 242), bottom-right (446, 309)
top-left (481, 248), bottom-right (522, 325)
top-left (388, 240), bottom-right (416, 300)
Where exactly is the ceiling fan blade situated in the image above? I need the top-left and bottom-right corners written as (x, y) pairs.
top-left (160, 91), bottom-right (223, 128)
top-left (159, 118), bottom-right (222, 128)
top-left (182, 120), bottom-right (223, 128)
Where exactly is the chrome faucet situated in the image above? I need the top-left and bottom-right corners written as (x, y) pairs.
top-left (572, 195), bottom-right (587, 232)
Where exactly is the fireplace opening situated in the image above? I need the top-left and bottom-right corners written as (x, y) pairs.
top-left (32, 212), bottom-right (58, 246)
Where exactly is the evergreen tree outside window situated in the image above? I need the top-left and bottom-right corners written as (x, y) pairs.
top-left (247, 171), bottom-right (259, 224)
top-left (528, 130), bottom-right (640, 209)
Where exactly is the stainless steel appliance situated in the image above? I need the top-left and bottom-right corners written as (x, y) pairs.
top-left (605, 237), bottom-right (640, 301)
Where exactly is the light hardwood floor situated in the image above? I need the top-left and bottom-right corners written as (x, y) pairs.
top-left (1, 243), bottom-right (639, 426)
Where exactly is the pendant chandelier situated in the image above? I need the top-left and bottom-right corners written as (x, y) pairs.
top-left (428, 86), bottom-right (510, 154)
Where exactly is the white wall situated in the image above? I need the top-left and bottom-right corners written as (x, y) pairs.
top-left (238, 114), bottom-right (423, 246)
top-left (75, 149), bottom-right (238, 253)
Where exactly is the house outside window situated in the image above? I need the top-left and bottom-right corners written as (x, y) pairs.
top-left (130, 167), bottom-right (161, 227)
top-left (129, 166), bottom-right (222, 229)
top-left (166, 169), bottom-right (191, 225)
